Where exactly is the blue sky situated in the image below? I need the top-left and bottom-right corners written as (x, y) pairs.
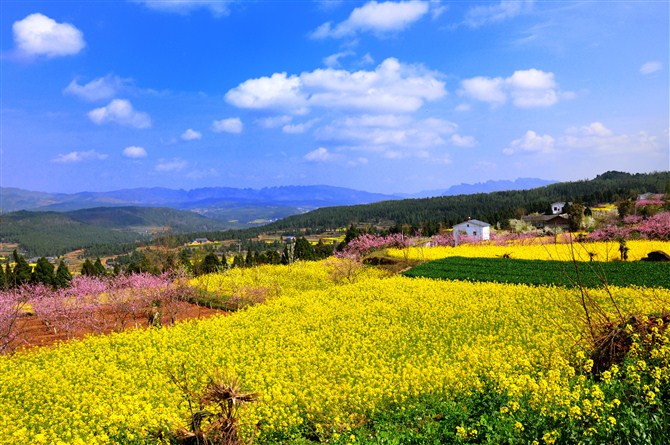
top-left (1, 1), bottom-right (668, 194)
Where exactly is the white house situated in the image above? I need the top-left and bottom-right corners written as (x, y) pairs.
top-left (551, 202), bottom-right (567, 215)
top-left (452, 219), bottom-right (491, 245)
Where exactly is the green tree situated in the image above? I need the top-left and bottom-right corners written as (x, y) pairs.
top-left (201, 253), bottom-right (221, 274)
top-left (81, 259), bottom-right (96, 276)
top-left (179, 249), bottom-right (193, 274)
top-left (4, 264), bottom-right (15, 289)
top-left (93, 258), bottom-right (106, 276)
top-left (294, 237), bottom-right (316, 261)
top-left (566, 203), bottom-right (585, 232)
top-left (618, 199), bottom-right (634, 219)
top-left (265, 250), bottom-right (281, 265)
top-left (12, 250), bottom-right (32, 286)
top-left (245, 248), bottom-right (254, 267)
top-left (32, 257), bottom-right (55, 287)
top-left (314, 239), bottom-right (334, 259)
top-left (232, 253), bottom-right (245, 268)
top-left (0, 264), bottom-right (5, 289)
top-left (55, 260), bottom-right (72, 288)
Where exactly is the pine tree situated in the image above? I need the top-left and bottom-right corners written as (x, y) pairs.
top-left (4, 264), bottom-right (15, 289)
top-left (201, 253), bottom-right (221, 274)
top-left (32, 257), bottom-right (55, 287)
top-left (245, 248), bottom-right (254, 267)
top-left (93, 258), bottom-right (106, 276)
top-left (232, 254), bottom-right (245, 268)
top-left (294, 237), bottom-right (316, 261)
top-left (179, 249), bottom-right (193, 274)
top-left (55, 260), bottom-right (72, 288)
top-left (12, 250), bottom-right (32, 286)
top-left (0, 264), bottom-right (5, 289)
top-left (81, 259), bottom-right (96, 276)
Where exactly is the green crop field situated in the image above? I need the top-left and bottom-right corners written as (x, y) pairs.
top-left (403, 256), bottom-right (670, 289)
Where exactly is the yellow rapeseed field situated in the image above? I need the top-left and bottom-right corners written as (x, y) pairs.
top-left (1, 256), bottom-right (669, 444)
top-left (387, 240), bottom-right (670, 262)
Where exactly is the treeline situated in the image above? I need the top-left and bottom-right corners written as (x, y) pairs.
top-left (0, 250), bottom-right (72, 289)
top-left (110, 236), bottom-right (336, 277)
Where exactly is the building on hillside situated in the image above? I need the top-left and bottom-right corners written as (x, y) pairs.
top-left (452, 219), bottom-right (490, 245)
top-left (192, 238), bottom-right (209, 244)
top-left (521, 214), bottom-right (570, 230)
top-left (551, 202), bottom-right (569, 215)
top-left (637, 192), bottom-right (664, 202)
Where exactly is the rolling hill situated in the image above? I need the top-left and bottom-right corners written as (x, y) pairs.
top-left (0, 207), bottom-right (229, 257)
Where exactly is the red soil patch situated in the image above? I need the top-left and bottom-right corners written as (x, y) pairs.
top-left (12, 302), bottom-right (225, 352)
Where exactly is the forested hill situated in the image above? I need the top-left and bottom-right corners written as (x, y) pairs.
top-left (1, 207), bottom-right (228, 257)
top-left (172, 171), bottom-right (670, 242)
top-left (267, 171), bottom-right (669, 232)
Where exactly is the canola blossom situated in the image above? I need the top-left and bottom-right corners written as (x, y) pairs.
top-left (0, 259), bottom-right (669, 444)
top-left (387, 239), bottom-right (670, 262)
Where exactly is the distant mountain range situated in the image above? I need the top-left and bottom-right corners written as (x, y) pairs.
top-left (0, 185), bottom-right (398, 222)
top-left (402, 178), bottom-right (557, 198)
top-left (1, 179), bottom-right (555, 220)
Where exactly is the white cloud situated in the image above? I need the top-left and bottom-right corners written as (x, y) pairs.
top-left (460, 68), bottom-right (564, 108)
top-left (640, 61), bottom-right (662, 75)
top-left (226, 58), bottom-right (446, 115)
top-left (134, 0), bottom-right (231, 16)
top-left (52, 150), bottom-right (108, 163)
top-left (463, 0), bottom-right (534, 28)
top-left (225, 73), bottom-right (308, 114)
top-left (503, 130), bottom-right (555, 155)
top-left (283, 119), bottom-right (318, 134)
top-left (64, 75), bottom-right (130, 101)
top-left (13, 13), bottom-right (85, 58)
top-left (212, 117), bottom-right (243, 133)
top-left (181, 128), bottom-right (202, 140)
top-left (566, 122), bottom-right (612, 137)
top-left (348, 157), bottom-right (369, 167)
top-left (504, 122), bottom-right (662, 157)
top-left (506, 69), bottom-right (558, 107)
top-left (123, 146), bottom-right (148, 159)
top-left (460, 76), bottom-right (506, 105)
top-left (316, 114), bottom-right (458, 158)
top-left (304, 147), bottom-right (337, 162)
top-left (155, 158), bottom-right (188, 172)
top-left (88, 99), bottom-right (152, 128)
top-left (256, 115), bottom-right (293, 129)
top-left (323, 50), bottom-right (355, 68)
top-left (311, 1), bottom-right (431, 38)
top-left (454, 103), bottom-right (472, 112)
top-left (450, 134), bottom-right (478, 147)
top-left (561, 122), bottom-right (659, 155)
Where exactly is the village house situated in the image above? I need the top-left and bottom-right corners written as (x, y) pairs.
top-left (551, 202), bottom-right (568, 215)
top-left (452, 219), bottom-right (491, 245)
top-left (521, 214), bottom-right (570, 230)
